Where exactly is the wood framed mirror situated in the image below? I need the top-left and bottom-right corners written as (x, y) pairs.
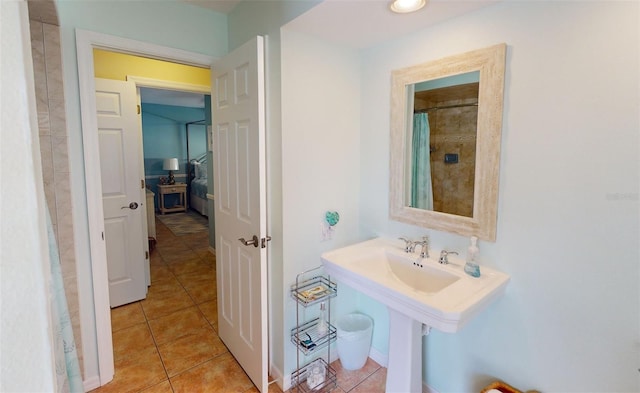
top-left (389, 43), bottom-right (506, 241)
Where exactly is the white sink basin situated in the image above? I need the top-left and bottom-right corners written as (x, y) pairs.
top-left (322, 237), bottom-right (510, 392)
top-left (321, 237), bottom-right (510, 333)
top-left (363, 250), bottom-right (460, 294)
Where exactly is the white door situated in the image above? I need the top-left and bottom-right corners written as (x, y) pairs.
top-left (95, 78), bottom-right (148, 308)
top-left (213, 36), bottom-right (268, 392)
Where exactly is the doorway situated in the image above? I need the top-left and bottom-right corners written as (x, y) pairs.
top-left (76, 29), bottom-right (215, 386)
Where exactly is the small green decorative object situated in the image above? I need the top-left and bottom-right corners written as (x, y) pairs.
top-left (325, 211), bottom-right (340, 227)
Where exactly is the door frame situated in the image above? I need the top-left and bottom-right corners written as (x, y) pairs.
top-left (75, 29), bottom-right (214, 385)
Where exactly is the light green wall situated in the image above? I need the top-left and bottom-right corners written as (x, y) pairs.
top-left (280, 28), bottom-right (363, 376)
top-left (267, 1), bottom-right (639, 392)
top-left (58, 0), bottom-right (227, 56)
top-left (359, 2), bottom-right (638, 392)
top-left (55, 0), bottom-right (227, 382)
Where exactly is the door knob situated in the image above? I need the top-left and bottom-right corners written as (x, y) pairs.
top-left (238, 235), bottom-right (259, 248)
top-left (121, 202), bottom-right (139, 210)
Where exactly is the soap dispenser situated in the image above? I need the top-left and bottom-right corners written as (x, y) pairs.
top-left (464, 236), bottom-right (481, 277)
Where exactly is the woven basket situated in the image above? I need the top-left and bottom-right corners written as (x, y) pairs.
top-left (480, 381), bottom-right (541, 393)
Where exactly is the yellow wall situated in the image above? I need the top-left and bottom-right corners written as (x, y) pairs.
top-left (93, 49), bottom-right (211, 86)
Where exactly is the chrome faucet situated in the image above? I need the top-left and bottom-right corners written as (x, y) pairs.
top-left (418, 236), bottom-right (430, 258)
top-left (398, 237), bottom-right (416, 253)
top-left (438, 250), bottom-right (458, 264)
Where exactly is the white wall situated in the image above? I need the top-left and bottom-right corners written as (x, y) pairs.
top-left (280, 29), bottom-right (364, 377)
top-left (360, 1), bottom-right (638, 391)
top-left (0, 1), bottom-right (57, 391)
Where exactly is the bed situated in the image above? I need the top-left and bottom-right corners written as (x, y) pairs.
top-left (190, 155), bottom-right (209, 216)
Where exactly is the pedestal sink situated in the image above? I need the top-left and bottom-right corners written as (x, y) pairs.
top-left (320, 238), bottom-right (510, 392)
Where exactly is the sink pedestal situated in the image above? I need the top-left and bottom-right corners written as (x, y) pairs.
top-left (386, 308), bottom-right (424, 393)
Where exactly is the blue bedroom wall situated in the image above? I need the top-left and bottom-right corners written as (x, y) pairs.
top-left (142, 103), bottom-right (208, 209)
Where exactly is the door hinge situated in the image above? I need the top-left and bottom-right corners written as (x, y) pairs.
top-left (145, 251), bottom-right (149, 260)
top-left (137, 104), bottom-right (141, 114)
top-left (261, 236), bottom-right (272, 249)
top-left (101, 231), bottom-right (104, 240)
top-left (141, 179), bottom-right (145, 189)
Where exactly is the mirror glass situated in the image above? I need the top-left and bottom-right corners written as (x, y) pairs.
top-left (405, 71), bottom-right (479, 218)
top-left (390, 44), bottom-right (506, 241)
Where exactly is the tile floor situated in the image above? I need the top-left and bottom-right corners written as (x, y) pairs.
top-left (91, 213), bottom-right (387, 393)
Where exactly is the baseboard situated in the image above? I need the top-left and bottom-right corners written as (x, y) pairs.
top-left (83, 375), bottom-right (100, 392)
top-left (269, 363), bottom-right (286, 392)
top-left (368, 346), bottom-right (388, 367)
top-left (424, 382), bottom-right (440, 393)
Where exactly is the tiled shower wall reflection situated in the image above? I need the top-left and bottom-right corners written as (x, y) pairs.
top-left (30, 19), bottom-right (84, 375)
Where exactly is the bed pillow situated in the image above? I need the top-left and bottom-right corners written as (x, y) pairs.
top-left (198, 162), bottom-right (207, 179)
top-left (192, 161), bottom-right (202, 179)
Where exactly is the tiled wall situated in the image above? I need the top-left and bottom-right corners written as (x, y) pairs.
top-left (428, 103), bottom-right (478, 217)
top-left (29, 17), bottom-right (84, 376)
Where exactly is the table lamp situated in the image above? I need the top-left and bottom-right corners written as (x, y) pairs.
top-left (163, 158), bottom-right (179, 185)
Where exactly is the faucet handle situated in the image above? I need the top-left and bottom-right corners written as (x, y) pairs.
top-left (438, 250), bottom-right (458, 264)
top-left (398, 237), bottom-right (415, 253)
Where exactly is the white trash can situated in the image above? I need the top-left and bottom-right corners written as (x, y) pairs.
top-left (336, 313), bottom-right (373, 370)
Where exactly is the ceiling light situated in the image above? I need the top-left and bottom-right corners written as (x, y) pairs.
top-left (389, 0), bottom-right (426, 13)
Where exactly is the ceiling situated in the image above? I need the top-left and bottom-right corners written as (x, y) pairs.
top-left (179, 1), bottom-right (500, 49)
top-left (145, 0), bottom-right (499, 107)
top-left (181, 0), bottom-right (243, 14)
top-left (284, 0), bottom-right (500, 49)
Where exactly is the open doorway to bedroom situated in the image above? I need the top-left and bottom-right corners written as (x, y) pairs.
top-left (139, 86), bottom-right (212, 243)
top-left (92, 48), bottom-right (215, 254)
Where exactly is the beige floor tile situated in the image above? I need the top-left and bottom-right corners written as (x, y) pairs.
top-left (349, 367), bottom-right (387, 393)
top-left (170, 352), bottom-right (253, 393)
top-left (245, 381), bottom-right (284, 393)
top-left (197, 299), bottom-right (218, 331)
top-left (146, 277), bottom-right (186, 301)
top-left (162, 248), bottom-right (199, 263)
top-left (200, 251), bottom-right (216, 265)
top-left (111, 302), bottom-right (146, 332)
top-left (93, 346), bottom-right (167, 393)
top-left (193, 246), bottom-right (214, 259)
top-left (151, 264), bottom-right (176, 284)
top-left (140, 380), bottom-right (173, 393)
top-left (182, 233), bottom-right (210, 249)
top-left (185, 279), bottom-right (216, 304)
top-left (174, 268), bottom-right (215, 288)
top-left (149, 250), bottom-right (165, 266)
top-left (332, 357), bottom-right (381, 392)
top-left (155, 229), bottom-right (175, 241)
top-left (148, 306), bottom-right (211, 345)
top-left (157, 326), bottom-right (228, 377)
top-left (141, 289), bottom-right (195, 320)
top-left (167, 257), bottom-right (212, 276)
top-left (112, 323), bottom-right (155, 363)
top-left (155, 234), bottom-right (175, 244)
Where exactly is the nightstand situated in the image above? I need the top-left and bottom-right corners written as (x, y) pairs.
top-left (157, 183), bottom-right (187, 214)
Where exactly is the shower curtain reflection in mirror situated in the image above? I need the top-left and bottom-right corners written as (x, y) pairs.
top-left (410, 112), bottom-right (433, 210)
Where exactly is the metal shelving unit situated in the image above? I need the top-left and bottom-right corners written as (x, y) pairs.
top-left (290, 267), bottom-right (338, 393)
